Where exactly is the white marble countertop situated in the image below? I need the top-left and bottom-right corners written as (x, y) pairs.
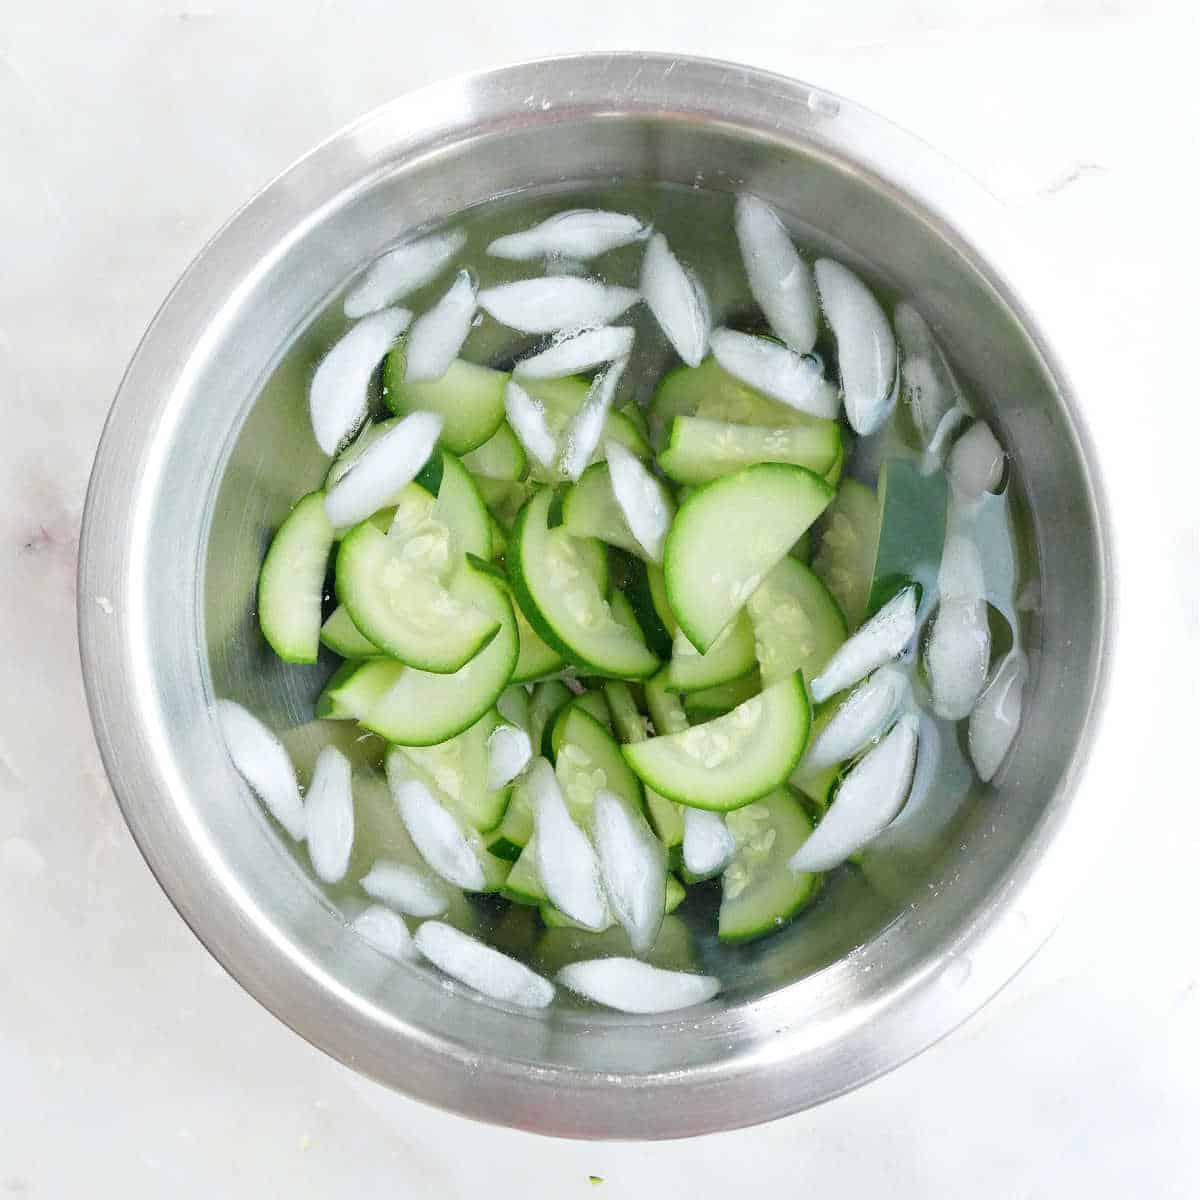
top-left (3, 2), bottom-right (1198, 1195)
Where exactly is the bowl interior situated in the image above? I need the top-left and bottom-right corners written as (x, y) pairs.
top-left (90, 62), bottom-right (1108, 1135)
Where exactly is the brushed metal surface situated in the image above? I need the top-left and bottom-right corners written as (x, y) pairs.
top-left (78, 53), bottom-right (1113, 1138)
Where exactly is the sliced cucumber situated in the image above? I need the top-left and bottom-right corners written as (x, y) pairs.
top-left (623, 676), bottom-right (810, 812)
top-left (617, 556), bottom-right (676, 658)
top-left (788, 699), bottom-right (843, 815)
top-left (659, 415), bottom-right (841, 485)
top-left (500, 837), bottom-right (548, 905)
top-left (546, 693), bottom-right (613, 759)
top-left (316, 658), bottom-right (403, 720)
top-left (335, 520), bottom-right (499, 672)
top-left (664, 464), bottom-right (833, 653)
top-left (664, 874), bottom-right (686, 914)
top-left (867, 459), bottom-right (947, 617)
top-left (561, 462), bottom-right (645, 558)
top-left (319, 603), bottom-right (382, 659)
top-left (512, 595), bottom-right (566, 683)
top-left (509, 488), bottom-right (659, 679)
top-left (607, 587), bottom-right (643, 639)
top-left (645, 667), bottom-right (687, 736)
top-left (489, 514), bottom-right (508, 560)
top-left (257, 492), bottom-right (335, 664)
top-left (396, 709), bottom-right (512, 833)
top-left (618, 400), bottom-right (651, 444)
top-left (602, 679), bottom-right (650, 744)
top-left (746, 557), bottom-right (847, 686)
top-left (649, 357), bottom-right (824, 448)
top-left (668, 610), bottom-right (756, 692)
top-left (551, 704), bottom-right (643, 824)
top-left (718, 788), bottom-right (820, 942)
top-left (432, 451), bottom-right (492, 560)
top-left (487, 768), bottom-right (535, 860)
top-left (604, 679), bottom-right (684, 851)
top-left (812, 477), bottom-right (880, 631)
top-left (384, 351), bottom-right (507, 454)
top-left (363, 560), bottom-right (519, 745)
top-left (462, 421), bottom-right (528, 481)
top-left (683, 671), bottom-right (762, 722)
top-left (527, 680), bottom-right (572, 761)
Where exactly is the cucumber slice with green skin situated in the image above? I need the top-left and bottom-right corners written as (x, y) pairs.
top-left (551, 705), bottom-right (643, 825)
top-left (561, 462), bottom-right (646, 558)
top-left (623, 676), bottom-right (810, 812)
top-left (432, 451), bottom-right (492, 560)
top-left (363, 561), bottom-right (519, 745)
top-left (602, 679), bottom-right (651, 744)
top-left (812, 477), bottom-right (880, 631)
top-left (257, 492), bottom-right (335, 664)
top-left (664, 874), bottom-right (686, 913)
top-left (618, 400), bottom-right (651, 444)
top-left (867, 459), bottom-right (948, 617)
top-left (664, 464), bottom-right (834, 653)
top-left (645, 668), bottom-right (688, 736)
top-left (335, 521), bottom-right (499, 672)
top-left (683, 671), bottom-right (762, 723)
top-left (384, 351), bottom-right (507, 454)
top-left (509, 488), bottom-right (659, 679)
top-left (320, 604), bottom-right (384, 659)
top-left (616, 556), bottom-right (676, 659)
top-left (527, 680), bottom-right (572, 762)
top-left (489, 515), bottom-right (508, 560)
top-left (788, 698), bottom-right (844, 814)
top-left (542, 692), bottom-right (613, 757)
top-left (511, 594), bottom-right (566, 682)
top-left (396, 709), bottom-right (512, 833)
top-left (658, 416), bottom-right (841, 485)
top-left (604, 680), bottom-right (684, 850)
top-left (496, 684), bottom-right (529, 729)
top-left (316, 658), bottom-right (403, 720)
top-left (718, 788), bottom-right (820, 942)
top-left (668, 610), bottom-right (756, 692)
top-left (607, 587), bottom-right (642, 638)
top-left (487, 768), bottom-right (535, 860)
top-left (462, 421), bottom-right (528, 481)
top-left (501, 836), bottom-right (548, 905)
top-left (649, 358), bottom-right (825, 448)
top-left (746, 557), bottom-right (847, 686)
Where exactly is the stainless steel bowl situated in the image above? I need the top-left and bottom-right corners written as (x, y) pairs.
top-left (78, 53), bottom-right (1113, 1139)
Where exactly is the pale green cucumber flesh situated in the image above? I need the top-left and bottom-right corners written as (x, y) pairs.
top-left (746, 557), bottom-right (848, 686)
top-left (362, 562), bottom-right (518, 745)
top-left (384, 351), bottom-right (507, 454)
top-left (257, 492), bottom-right (335, 664)
top-left (659, 415), bottom-right (840, 485)
top-left (668, 609), bottom-right (757, 692)
top-left (718, 788), bottom-right (821, 942)
top-left (508, 488), bottom-right (658, 679)
top-left (622, 676), bottom-right (811, 812)
top-left (663, 463), bottom-right (834, 653)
